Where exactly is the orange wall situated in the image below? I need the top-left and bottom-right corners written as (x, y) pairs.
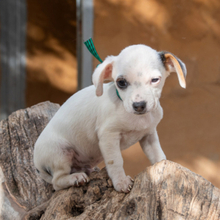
top-left (94, 0), bottom-right (220, 187)
top-left (26, 0), bottom-right (77, 107)
top-left (25, 0), bottom-right (220, 187)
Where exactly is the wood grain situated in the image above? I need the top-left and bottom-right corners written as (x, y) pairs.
top-left (0, 101), bottom-right (59, 219)
top-left (0, 101), bottom-right (220, 220)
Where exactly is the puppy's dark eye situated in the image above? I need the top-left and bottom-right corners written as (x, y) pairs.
top-left (151, 78), bottom-right (160, 83)
top-left (116, 78), bottom-right (128, 89)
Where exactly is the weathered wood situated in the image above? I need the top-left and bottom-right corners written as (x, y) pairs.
top-left (24, 161), bottom-right (220, 220)
top-left (0, 101), bottom-right (220, 220)
top-left (0, 101), bottom-right (59, 219)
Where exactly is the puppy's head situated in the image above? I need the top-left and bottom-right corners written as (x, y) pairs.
top-left (92, 45), bottom-right (186, 115)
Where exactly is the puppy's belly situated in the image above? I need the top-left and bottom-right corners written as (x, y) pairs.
top-left (70, 156), bottom-right (103, 175)
top-left (62, 146), bottom-right (103, 175)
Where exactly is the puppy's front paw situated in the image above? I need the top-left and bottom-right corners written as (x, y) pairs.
top-left (113, 175), bottom-right (134, 193)
top-left (72, 172), bottom-right (90, 187)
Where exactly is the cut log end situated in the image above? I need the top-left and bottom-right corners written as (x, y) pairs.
top-left (0, 101), bottom-right (220, 220)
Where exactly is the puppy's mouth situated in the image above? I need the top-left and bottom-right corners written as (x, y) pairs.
top-left (134, 110), bottom-right (147, 115)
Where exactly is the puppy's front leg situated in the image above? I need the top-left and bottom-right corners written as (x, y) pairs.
top-left (99, 133), bottom-right (133, 193)
top-left (140, 129), bottom-right (166, 164)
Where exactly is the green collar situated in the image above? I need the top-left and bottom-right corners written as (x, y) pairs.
top-left (84, 38), bottom-right (123, 101)
top-left (116, 89), bottom-right (122, 101)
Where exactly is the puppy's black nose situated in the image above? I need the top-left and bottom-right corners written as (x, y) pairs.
top-left (132, 101), bottom-right (146, 113)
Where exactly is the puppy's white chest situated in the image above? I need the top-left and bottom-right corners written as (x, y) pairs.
top-left (118, 109), bottom-right (162, 150)
top-left (120, 130), bottom-right (147, 150)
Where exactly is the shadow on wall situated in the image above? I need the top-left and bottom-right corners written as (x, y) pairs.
top-left (25, 0), bottom-right (220, 188)
top-left (26, 0), bottom-right (220, 105)
top-left (94, 0), bottom-right (220, 188)
top-left (26, 0), bottom-right (77, 107)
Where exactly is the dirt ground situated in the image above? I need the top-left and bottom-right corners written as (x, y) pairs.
top-left (24, 0), bottom-right (220, 188)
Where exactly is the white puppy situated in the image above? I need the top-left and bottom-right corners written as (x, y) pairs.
top-left (34, 45), bottom-right (186, 193)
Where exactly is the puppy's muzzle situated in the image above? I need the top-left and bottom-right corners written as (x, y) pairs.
top-left (132, 101), bottom-right (146, 114)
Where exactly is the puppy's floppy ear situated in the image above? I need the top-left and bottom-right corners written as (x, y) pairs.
top-left (92, 56), bottom-right (115, 96)
top-left (159, 51), bottom-right (187, 88)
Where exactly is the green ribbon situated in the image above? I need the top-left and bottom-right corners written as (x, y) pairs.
top-left (84, 38), bottom-right (103, 63)
top-left (84, 38), bottom-right (122, 101)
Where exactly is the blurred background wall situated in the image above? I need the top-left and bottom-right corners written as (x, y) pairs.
top-left (26, 0), bottom-right (77, 106)
top-left (0, 0), bottom-right (220, 188)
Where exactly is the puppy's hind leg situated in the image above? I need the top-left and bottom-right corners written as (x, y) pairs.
top-left (52, 146), bottom-right (90, 190)
top-left (52, 171), bottom-right (89, 191)
top-left (52, 164), bottom-right (90, 191)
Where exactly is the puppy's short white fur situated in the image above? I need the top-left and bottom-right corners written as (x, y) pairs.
top-left (34, 44), bottom-right (186, 193)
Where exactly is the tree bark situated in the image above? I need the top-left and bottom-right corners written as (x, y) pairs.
top-left (0, 101), bottom-right (220, 220)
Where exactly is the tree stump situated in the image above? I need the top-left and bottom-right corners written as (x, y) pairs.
top-left (0, 101), bottom-right (220, 220)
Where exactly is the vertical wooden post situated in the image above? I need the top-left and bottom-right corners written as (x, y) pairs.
top-left (0, 0), bottom-right (27, 120)
top-left (77, 0), bottom-right (94, 90)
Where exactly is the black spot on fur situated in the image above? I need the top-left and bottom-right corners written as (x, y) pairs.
top-left (43, 167), bottom-right (52, 176)
top-left (158, 51), bottom-right (167, 67)
top-left (159, 51), bottom-right (185, 76)
top-left (137, 72), bottom-right (143, 77)
top-left (134, 81), bottom-right (141, 88)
